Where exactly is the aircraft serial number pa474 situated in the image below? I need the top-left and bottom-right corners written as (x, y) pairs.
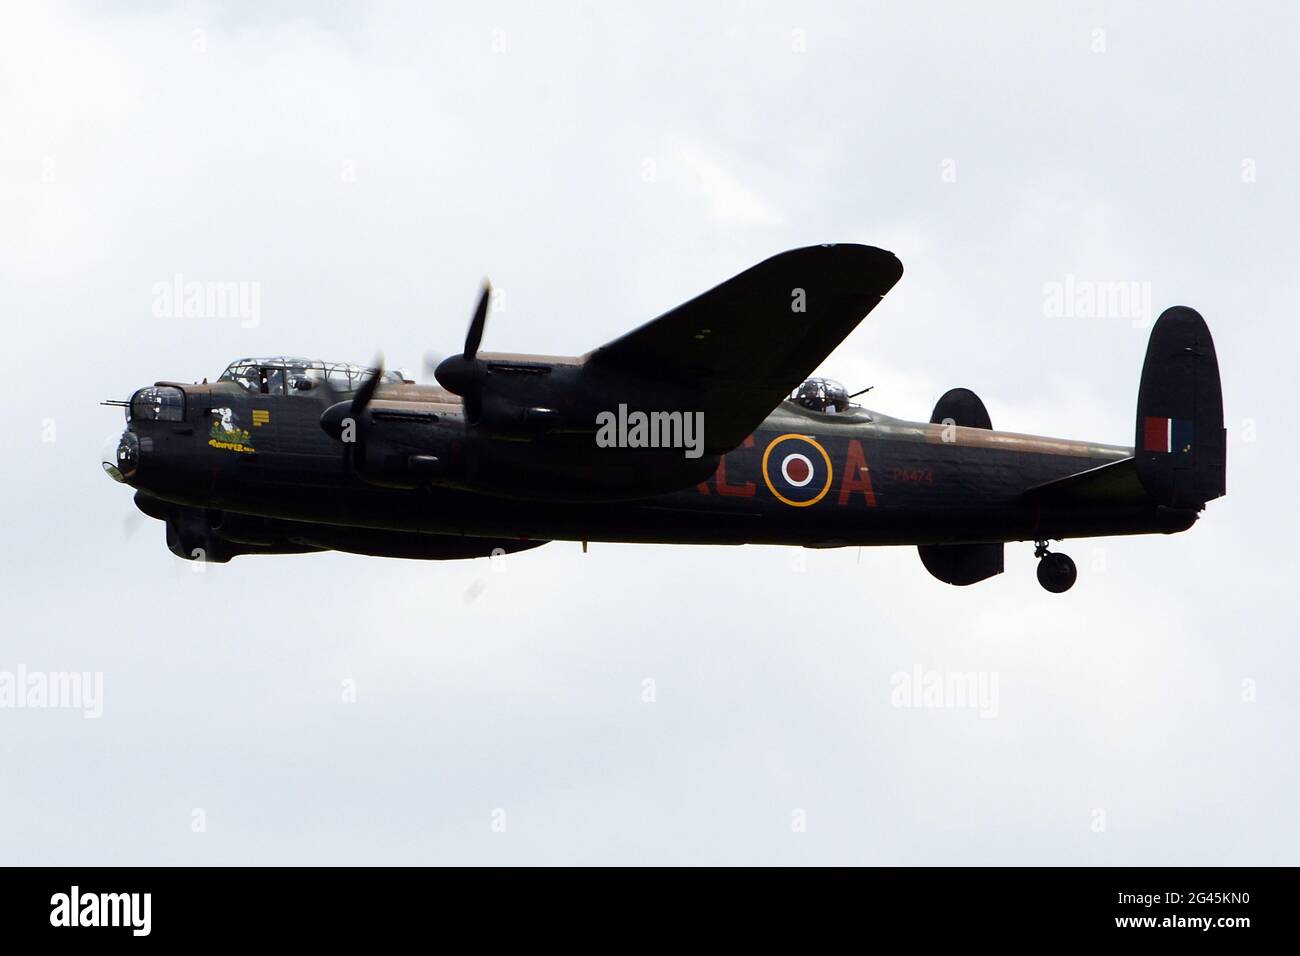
top-left (103, 244), bottom-right (1226, 592)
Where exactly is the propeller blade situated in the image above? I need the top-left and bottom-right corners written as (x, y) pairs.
top-left (321, 355), bottom-right (384, 446)
top-left (463, 281), bottom-right (491, 359)
top-left (350, 355), bottom-right (385, 420)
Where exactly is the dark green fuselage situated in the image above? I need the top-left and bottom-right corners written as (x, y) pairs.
top-left (118, 380), bottom-right (1194, 558)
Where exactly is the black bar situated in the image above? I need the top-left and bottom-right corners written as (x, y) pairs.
top-left (0, 866), bottom-right (1288, 943)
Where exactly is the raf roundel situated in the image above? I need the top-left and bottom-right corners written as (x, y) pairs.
top-left (761, 434), bottom-right (833, 507)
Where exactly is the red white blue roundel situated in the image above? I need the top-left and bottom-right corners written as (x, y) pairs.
top-left (761, 434), bottom-right (833, 507)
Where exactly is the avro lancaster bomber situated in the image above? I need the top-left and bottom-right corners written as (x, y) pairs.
top-left (103, 244), bottom-right (1226, 592)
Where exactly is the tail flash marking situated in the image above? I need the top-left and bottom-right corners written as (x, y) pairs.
top-left (1142, 416), bottom-right (1192, 454)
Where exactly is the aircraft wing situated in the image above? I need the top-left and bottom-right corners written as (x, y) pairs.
top-left (585, 244), bottom-right (903, 453)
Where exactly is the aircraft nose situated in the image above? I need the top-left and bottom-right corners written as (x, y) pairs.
top-left (102, 429), bottom-right (139, 483)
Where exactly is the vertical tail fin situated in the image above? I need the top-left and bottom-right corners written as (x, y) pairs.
top-left (1135, 306), bottom-right (1226, 508)
top-left (919, 388), bottom-right (1002, 586)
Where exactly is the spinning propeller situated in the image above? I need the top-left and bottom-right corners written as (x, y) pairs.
top-left (319, 355), bottom-right (384, 446)
top-left (319, 279), bottom-right (545, 458)
top-left (432, 281), bottom-right (492, 422)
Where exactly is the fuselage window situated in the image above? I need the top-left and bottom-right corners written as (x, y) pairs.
top-left (287, 368), bottom-right (319, 394)
top-left (259, 366), bottom-right (286, 395)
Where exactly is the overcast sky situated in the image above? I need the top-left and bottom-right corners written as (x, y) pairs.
top-left (1, 0), bottom-right (1296, 864)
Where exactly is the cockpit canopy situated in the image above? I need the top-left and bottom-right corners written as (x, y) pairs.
top-left (218, 357), bottom-right (405, 396)
top-left (790, 377), bottom-right (853, 414)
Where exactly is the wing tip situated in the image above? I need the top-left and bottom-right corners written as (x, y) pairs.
top-left (772, 242), bottom-right (904, 282)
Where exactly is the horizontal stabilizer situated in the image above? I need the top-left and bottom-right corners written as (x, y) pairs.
top-left (1024, 457), bottom-right (1147, 505)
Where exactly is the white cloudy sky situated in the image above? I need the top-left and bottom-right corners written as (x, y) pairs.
top-left (1, 0), bottom-right (1296, 864)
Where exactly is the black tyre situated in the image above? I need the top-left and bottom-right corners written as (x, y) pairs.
top-left (1036, 552), bottom-right (1077, 593)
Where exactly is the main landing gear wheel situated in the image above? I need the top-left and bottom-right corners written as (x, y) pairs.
top-left (1033, 540), bottom-right (1076, 593)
